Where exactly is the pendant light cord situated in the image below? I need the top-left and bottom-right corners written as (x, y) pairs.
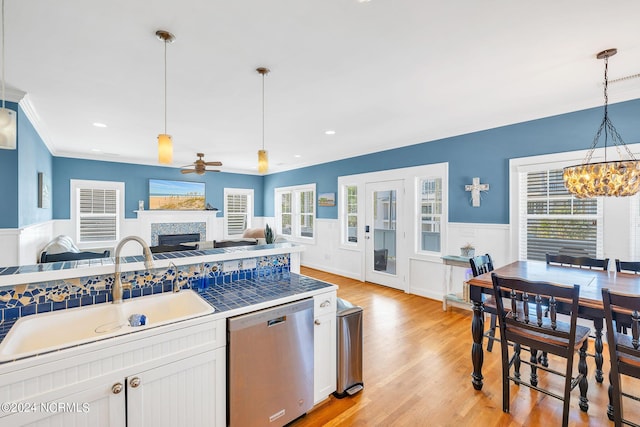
top-left (163, 37), bottom-right (167, 135)
top-left (603, 55), bottom-right (609, 162)
top-left (1, 0), bottom-right (5, 109)
top-left (261, 72), bottom-right (265, 151)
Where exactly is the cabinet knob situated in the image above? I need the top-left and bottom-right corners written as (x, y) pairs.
top-left (129, 377), bottom-right (141, 388)
top-left (320, 300), bottom-right (331, 308)
top-left (112, 383), bottom-right (123, 394)
top-left (314, 319), bottom-right (321, 325)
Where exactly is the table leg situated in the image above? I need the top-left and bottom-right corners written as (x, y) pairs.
top-left (578, 339), bottom-right (589, 412)
top-left (593, 317), bottom-right (604, 383)
top-left (471, 299), bottom-right (484, 390)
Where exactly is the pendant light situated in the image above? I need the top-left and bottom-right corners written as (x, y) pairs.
top-left (156, 30), bottom-right (175, 165)
top-left (257, 67), bottom-right (270, 174)
top-left (0, 0), bottom-right (16, 150)
top-left (563, 49), bottom-right (640, 198)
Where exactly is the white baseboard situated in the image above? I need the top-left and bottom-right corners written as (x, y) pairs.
top-left (301, 261), bottom-right (363, 282)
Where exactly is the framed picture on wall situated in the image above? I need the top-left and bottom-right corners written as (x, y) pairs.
top-left (37, 172), bottom-right (50, 209)
top-left (149, 179), bottom-right (206, 210)
top-left (318, 193), bottom-right (335, 207)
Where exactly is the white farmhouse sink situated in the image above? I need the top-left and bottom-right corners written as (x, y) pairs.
top-left (0, 291), bottom-right (214, 361)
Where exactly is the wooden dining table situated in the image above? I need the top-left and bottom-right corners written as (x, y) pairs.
top-left (467, 260), bottom-right (640, 416)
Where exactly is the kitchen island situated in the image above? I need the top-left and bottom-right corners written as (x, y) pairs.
top-left (0, 242), bottom-right (337, 426)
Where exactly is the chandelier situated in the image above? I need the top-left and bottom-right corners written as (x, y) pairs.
top-left (563, 49), bottom-right (640, 198)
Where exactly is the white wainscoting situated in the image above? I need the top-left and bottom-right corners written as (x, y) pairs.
top-left (296, 219), bottom-right (510, 302)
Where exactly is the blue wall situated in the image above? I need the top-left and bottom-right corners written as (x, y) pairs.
top-left (265, 98), bottom-right (640, 223)
top-left (18, 104), bottom-right (52, 228)
top-left (52, 157), bottom-right (264, 219)
top-left (0, 101), bottom-right (18, 228)
top-left (8, 97), bottom-right (640, 227)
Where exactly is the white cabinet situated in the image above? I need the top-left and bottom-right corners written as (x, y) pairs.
top-left (313, 291), bottom-right (337, 404)
top-left (127, 347), bottom-right (226, 427)
top-left (0, 317), bottom-right (226, 427)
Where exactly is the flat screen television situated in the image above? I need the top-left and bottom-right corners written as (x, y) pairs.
top-left (149, 179), bottom-right (205, 210)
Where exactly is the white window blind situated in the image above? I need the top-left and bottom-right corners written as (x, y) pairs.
top-left (78, 188), bottom-right (119, 243)
top-left (224, 190), bottom-right (252, 237)
top-left (520, 169), bottom-right (602, 261)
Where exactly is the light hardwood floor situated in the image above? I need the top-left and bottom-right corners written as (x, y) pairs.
top-left (291, 267), bottom-right (640, 427)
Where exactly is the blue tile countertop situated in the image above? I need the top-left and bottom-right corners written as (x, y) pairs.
top-left (198, 273), bottom-right (334, 313)
top-left (0, 273), bottom-right (335, 352)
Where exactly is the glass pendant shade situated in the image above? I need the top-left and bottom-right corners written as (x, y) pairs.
top-left (563, 160), bottom-right (640, 198)
top-left (0, 107), bottom-right (16, 149)
top-left (158, 133), bottom-right (173, 164)
top-left (258, 149), bottom-right (268, 174)
top-left (563, 48), bottom-right (640, 198)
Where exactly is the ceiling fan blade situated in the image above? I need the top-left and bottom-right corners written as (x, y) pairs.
top-left (204, 161), bottom-right (222, 166)
top-left (181, 169), bottom-right (195, 174)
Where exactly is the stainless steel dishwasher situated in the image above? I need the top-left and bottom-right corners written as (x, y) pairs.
top-left (228, 298), bottom-right (314, 427)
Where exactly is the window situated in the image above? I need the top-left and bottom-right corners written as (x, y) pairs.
top-left (345, 185), bottom-right (358, 243)
top-left (71, 180), bottom-right (123, 246)
top-left (224, 188), bottom-right (253, 238)
top-left (418, 177), bottom-right (442, 253)
top-left (520, 168), bottom-right (602, 261)
top-left (275, 184), bottom-right (316, 241)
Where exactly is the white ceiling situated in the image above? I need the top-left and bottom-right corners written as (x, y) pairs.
top-left (5, 1), bottom-right (640, 174)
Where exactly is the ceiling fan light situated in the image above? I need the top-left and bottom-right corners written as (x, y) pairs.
top-left (0, 108), bottom-right (16, 149)
top-left (158, 133), bottom-right (173, 164)
top-left (258, 149), bottom-right (268, 174)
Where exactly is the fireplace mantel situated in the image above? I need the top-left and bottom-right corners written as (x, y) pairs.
top-left (135, 210), bottom-right (221, 219)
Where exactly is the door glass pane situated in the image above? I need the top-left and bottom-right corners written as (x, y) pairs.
top-left (373, 190), bottom-right (396, 275)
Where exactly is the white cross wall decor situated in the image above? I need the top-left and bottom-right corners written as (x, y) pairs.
top-left (465, 177), bottom-right (489, 207)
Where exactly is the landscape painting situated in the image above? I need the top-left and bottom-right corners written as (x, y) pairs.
top-left (149, 179), bottom-right (205, 210)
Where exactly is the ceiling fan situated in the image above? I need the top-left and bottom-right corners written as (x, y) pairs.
top-left (180, 153), bottom-right (222, 175)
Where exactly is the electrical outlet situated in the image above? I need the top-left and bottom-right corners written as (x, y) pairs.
top-left (223, 260), bottom-right (239, 272)
top-left (242, 258), bottom-right (257, 270)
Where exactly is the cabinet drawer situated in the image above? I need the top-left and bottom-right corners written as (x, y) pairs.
top-left (314, 291), bottom-right (336, 317)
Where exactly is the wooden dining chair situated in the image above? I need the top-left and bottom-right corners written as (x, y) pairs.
top-left (491, 273), bottom-right (590, 427)
top-left (469, 254), bottom-right (498, 351)
top-left (602, 288), bottom-right (640, 427)
top-left (615, 259), bottom-right (640, 275)
top-left (546, 252), bottom-right (610, 382)
top-left (545, 253), bottom-right (609, 270)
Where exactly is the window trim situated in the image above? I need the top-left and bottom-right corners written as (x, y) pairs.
top-left (274, 183), bottom-right (316, 243)
top-left (416, 176), bottom-right (444, 256)
top-left (509, 152), bottom-right (606, 261)
top-left (223, 188), bottom-right (254, 239)
top-left (70, 179), bottom-right (124, 249)
top-left (340, 184), bottom-right (359, 246)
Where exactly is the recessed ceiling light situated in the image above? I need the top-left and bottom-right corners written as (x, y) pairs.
top-left (325, 130), bottom-right (336, 135)
top-left (92, 122), bottom-right (107, 128)
top-left (91, 148), bottom-right (102, 152)
top-left (358, 0), bottom-right (371, 3)
top-left (294, 154), bottom-right (302, 158)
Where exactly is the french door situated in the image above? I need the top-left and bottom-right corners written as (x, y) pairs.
top-left (364, 180), bottom-right (405, 290)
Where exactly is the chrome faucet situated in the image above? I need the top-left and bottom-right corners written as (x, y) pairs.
top-left (113, 236), bottom-right (154, 304)
top-left (167, 261), bottom-right (182, 293)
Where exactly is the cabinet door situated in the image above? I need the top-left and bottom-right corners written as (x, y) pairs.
top-left (0, 375), bottom-right (126, 427)
top-left (314, 311), bottom-right (337, 404)
top-left (126, 348), bottom-right (225, 427)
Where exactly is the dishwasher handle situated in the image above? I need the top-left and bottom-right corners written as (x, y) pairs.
top-left (267, 316), bottom-right (286, 327)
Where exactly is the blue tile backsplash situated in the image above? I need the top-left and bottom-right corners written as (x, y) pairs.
top-left (0, 253), bottom-right (290, 323)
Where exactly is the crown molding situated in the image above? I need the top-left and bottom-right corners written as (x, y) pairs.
top-left (18, 93), bottom-right (56, 155)
top-left (3, 86), bottom-right (26, 103)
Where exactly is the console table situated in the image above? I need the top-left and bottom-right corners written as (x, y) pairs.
top-left (441, 255), bottom-right (472, 311)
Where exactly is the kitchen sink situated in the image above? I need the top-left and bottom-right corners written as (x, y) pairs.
top-left (0, 290), bottom-right (214, 361)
